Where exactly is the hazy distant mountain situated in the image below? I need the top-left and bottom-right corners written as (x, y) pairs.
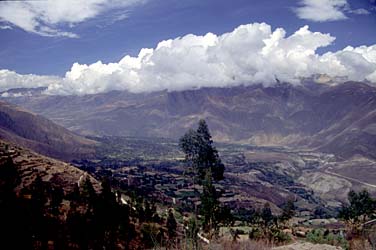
top-left (2, 81), bottom-right (376, 159)
top-left (0, 101), bottom-right (97, 160)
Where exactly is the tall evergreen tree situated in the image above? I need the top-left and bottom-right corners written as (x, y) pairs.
top-left (200, 169), bottom-right (220, 237)
top-left (180, 120), bottom-right (229, 239)
top-left (179, 119), bottom-right (224, 181)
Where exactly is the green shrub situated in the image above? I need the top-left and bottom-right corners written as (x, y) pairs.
top-left (248, 226), bottom-right (291, 244)
top-left (270, 228), bottom-right (291, 243)
top-left (306, 229), bottom-right (349, 250)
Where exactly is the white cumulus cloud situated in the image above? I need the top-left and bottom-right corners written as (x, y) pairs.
top-left (0, 69), bottom-right (61, 92)
top-left (0, 0), bottom-right (145, 37)
top-left (0, 23), bottom-right (375, 95)
top-left (294, 0), bottom-right (371, 22)
top-left (295, 0), bottom-right (348, 22)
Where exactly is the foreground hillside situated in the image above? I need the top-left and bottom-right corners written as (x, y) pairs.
top-left (0, 139), bottom-right (157, 250)
top-left (0, 139), bottom-right (99, 194)
top-left (0, 139), bottom-right (105, 249)
top-left (0, 101), bottom-right (97, 160)
top-left (3, 81), bottom-right (376, 159)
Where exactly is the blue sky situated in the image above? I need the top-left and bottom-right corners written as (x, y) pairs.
top-left (0, 0), bottom-right (375, 76)
top-left (0, 0), bottom-right (375, 95)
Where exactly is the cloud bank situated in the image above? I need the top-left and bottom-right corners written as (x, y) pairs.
top-left (0, 23), bottom-right (376, 95)
top-left (0, 70), bottom-right (60, 92)
top-left (0, 0), bottom-right (144, 37)
top-left (294, 0), bottom-right (371, 22)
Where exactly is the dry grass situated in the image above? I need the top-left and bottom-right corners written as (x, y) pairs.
top-left (348, 238), bottom-right (373, 250)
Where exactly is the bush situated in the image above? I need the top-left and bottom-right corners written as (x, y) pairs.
top-left (248, 226), bottom-right (291, 244)
top-left (249, 227), bottom-right (263, 240)
top-left (270, 228), bottom-right (291, 244)
top-left (306, 229), bottom-right (349, 249)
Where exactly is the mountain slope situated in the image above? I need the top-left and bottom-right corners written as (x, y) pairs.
top-left (0, 101), bottom-right (97, 160)
top-left (0, 139), bottom-right (100, 194)
top-left (2, 82), bottom-right (376, 159)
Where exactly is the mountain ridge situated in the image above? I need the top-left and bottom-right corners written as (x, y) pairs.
top-left (0, 101), bottom-right (97, 161)
top-left (2, 81), bottom-right (376, 159)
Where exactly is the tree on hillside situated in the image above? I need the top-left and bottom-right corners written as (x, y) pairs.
top-left (179, 119), bottom-right (228, 240)
top-left (179, 119), bottom-right (224, 181)
top-left (201, 169), bottom-right (220, 237)
top-left (261, 203), bottom-right (274, 228)
top-left (338, 189), bottom-right (376, 249)
top-left (279, 200), bottom-right (295, 223)
top-left (339, 189), bottom-right (375, 226)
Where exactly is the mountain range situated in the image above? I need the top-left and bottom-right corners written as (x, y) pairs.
top-left (2, 81), bottom-right (376, 160)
